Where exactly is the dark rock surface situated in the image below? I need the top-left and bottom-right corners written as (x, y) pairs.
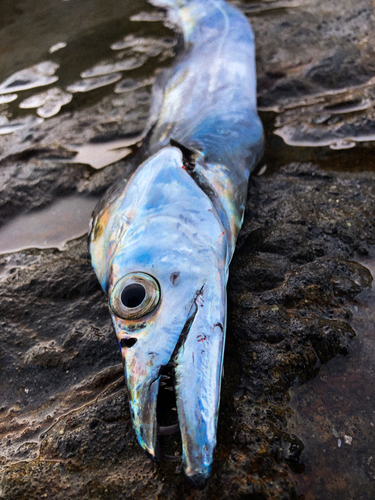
top-left (1, 0), bottom-right (375, 498)
top-left (1, 165), bottom-right (373, 499)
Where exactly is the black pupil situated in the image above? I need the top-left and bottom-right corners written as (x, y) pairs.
top-left (121, 283), bottom-right (146, 308)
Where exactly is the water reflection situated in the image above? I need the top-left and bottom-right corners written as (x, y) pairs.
top-left (0, 94), bottom-right (17, 104)
top-left (114, 76), bottom-right (155, 93)
top-left (0, 0), bottom-right (174, 124)
top-left (130, 11), bottom-right (168, 22)
top-left (19, 87), bottom-right (73, 118)
top-left (0, 61), bottom-right (59, 94)
top-left (259, 111), bottom-right (375, 175)
top-left (0, 0), bottom-right (175, 252)
top-left (80, 54), bottom-right (147, 79)
top-left (0, 195), bottom-right (99, 254)
top-left (49, 42), bottom-right (67, 54)
top-left (260, 77), bottom-right (375, 151)
top-left (110, 33), bottom-right (176, 54)
top-left (66, 72), bottom-right (122, 93)
top-left (67, 134), bottom-right (144, 169)
top-left (0, 115), bottom-right (43, 135)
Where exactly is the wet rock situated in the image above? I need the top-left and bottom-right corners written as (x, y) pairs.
top-left (23, 341), bottom-right (66, 369)
top-left (0, 160), bottom-right (87, 226)
top-left (2, 159), bottom-right (371, 498)
top-left (253, 0), bottom-right (375, 107)
top-left (0, 94), bottom-right (145, 227)
top-left (222, 163), bottom-right (374, 498)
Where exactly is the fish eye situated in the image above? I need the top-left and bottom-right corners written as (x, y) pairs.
top-left (110, 272), bottom-right (160, 320)
top-left (121, 283), bottom-right (145, 308)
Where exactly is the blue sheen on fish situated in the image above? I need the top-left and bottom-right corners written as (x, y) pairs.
top-left (89, 0), bottom-right (263, 488)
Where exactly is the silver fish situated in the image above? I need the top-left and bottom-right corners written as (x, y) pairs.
top-left (89, 0), bottom-right (263, 488)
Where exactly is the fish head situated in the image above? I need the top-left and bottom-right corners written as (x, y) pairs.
top-left (109, 233), bottom-right (226, 486)
top-left (90, 147), bottom-right (228, 487)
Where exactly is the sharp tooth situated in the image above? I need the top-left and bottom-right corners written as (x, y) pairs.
top-left (171, 407), bottom-right (177, 411)
top-left (164, 387), bottom-right (174, 392)
top-left (157, 423), bottom-right (179, 435)
top-left (161, 375), bottom-right (170, 380)
top-left (163, 454), bottom-right (182, 462)
top-left (160, 382), bottom-right (167, 386)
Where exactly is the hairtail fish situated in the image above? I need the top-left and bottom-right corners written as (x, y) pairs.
top-left (89, 0), bottom-right (263, 489)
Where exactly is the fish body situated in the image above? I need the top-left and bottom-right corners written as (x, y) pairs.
top-left (89, 0), bottom-right (263, 488)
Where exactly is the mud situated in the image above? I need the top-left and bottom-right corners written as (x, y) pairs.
top-left (1, 0), bottom-right (375, 498)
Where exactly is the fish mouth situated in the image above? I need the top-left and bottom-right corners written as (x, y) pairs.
top-left (155, 363), bottom-right (182, 460)
top-left (154, 305), bottom-right (198, 462)
top-left (125, 282), bottom-right (225, 489)
top-left (156, 365), bottom-right (210, 490)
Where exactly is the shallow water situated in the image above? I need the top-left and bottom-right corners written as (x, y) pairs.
top-left (0, 195), bottom-right (99, 254)
top-left (1, 0), bottom-right (375, 251)
top-left (259, 111), bottom-right (375, 176)
top-left (0, 0), bottom-right (175, 131)
top-left (67, 136), bottom-right (144, 169)
top-left (0, 0), bottom-right (175, 251)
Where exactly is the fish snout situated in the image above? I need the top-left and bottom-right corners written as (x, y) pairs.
top-left (115, 270), bottom-right (226, 488)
